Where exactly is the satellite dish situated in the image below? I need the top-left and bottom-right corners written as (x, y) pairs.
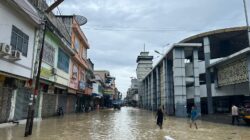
top-left (75, 15), bottom-right (87, 26)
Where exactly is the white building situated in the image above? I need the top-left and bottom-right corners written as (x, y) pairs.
top-left (0, 0), bottom-right (40, 84)
top-left (0, 0), bottom-right (41, 122)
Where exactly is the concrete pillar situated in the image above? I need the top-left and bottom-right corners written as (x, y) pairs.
top-left (148, 76), bottom-right (151, 110)
top-left (203, 37), bottom-right (214, 114)
top-left (151, 72), bottom-right (154, 111)
top-left (55, 94), bottom-right (59, 112)
top-left (8, 89), bottom-right (17, 121)
top-left (143, 79), bottom-right (146, 108)
top-left (164, 59), bottom-right (168, 113)
top-left (165, 59), bottom-right (174, 115)
top-left (161, 62), bottom-right (165, 109)
top-left (37, 91), bottom-right (43, 118)
top-left (146, 77), bottom-right (149, 109)
top-left (146, 77), bottom-right (148, 109)
top-left (173, 47), bottom-right (187, 117)
top-left (152, 70), bottom-right (157, 111)
top-left (143, 80), bottom-right (146, 108)
top-left (247, 55), bottom-right (250, 96)
top-left (193, 48), bottom-right (201, 115)
top-left (156, 67), bottom-right (160, 108)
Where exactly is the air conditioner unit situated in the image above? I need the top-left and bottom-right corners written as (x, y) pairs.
top-left (52, 67), bottom-right (57, 75)
top-left (8, 50), bottom-right (21, 61)
top-left (0, 43), bottom-right (11, 56)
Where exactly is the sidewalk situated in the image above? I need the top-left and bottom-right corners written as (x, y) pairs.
top-left (201, 114), bottom-right (249, 126)
top-left (0, 118), bottom-right (42, 128)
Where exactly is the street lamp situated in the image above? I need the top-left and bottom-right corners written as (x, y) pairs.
top-left (24, 0), bottom-right (64, 137)
top-left (154, 43), bottom-right (170, 56)
top-left (154, 50), bottom-right (164, 55)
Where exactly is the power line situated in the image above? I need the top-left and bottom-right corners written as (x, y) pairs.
top-left (82, 27), bottom-right (204, 32)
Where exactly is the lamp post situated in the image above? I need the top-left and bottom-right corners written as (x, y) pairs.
top-left (243, 0), bottom-right (250, 46)
top-left (24, 0), bottom-right (64, 137)
top-left (154, 50), bottom-right (164, 55)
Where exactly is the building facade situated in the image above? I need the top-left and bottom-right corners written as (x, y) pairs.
top-left (0, 0), bottom-right (95, 123)
top-left (138, 26), bottom-right (250, 117)
top-left (94, 70), bottom-right (117, 107)
top-left (0, 0), bottom-right (41, 122)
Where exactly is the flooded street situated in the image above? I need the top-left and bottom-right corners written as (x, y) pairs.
top-left (0, 107), bottom-right (250, 140)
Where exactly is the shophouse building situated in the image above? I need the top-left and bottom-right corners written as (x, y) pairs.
top-left (0, 0), bottom-right (41, 122)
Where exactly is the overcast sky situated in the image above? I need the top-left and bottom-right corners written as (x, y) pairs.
top-left (54, 0), bottom-right (248, 96)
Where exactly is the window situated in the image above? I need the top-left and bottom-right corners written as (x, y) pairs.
top-left (58, 48), bottom-right (69, 73)
top-left (10, 26), bottom-right (29, 56)
top-left (82, 48), bottom-right (87, 59)
top-left (74, 37), bottom-right (80, 53)
top-left (72, 64), bottom-right (78, 79)
top-left (80, 71), bottom-right (85, 81)
top-left (43, 42), bottom-right (55, 66)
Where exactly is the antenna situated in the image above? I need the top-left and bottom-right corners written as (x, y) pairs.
top-left (143, 43), bottom-right (145, 52)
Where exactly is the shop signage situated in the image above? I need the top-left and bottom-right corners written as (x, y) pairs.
top-left (41, 67), bottom-right (52, 79)
top-left (79, 80), bottom-right (85, 90)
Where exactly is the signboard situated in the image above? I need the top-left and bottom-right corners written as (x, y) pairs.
top-left (0, 75), bottom-right (5, 86)
top-left (41, 67), bottom-right (52, 79)
top-left (79, 80), bottom-right (85, 90)
top-left (104, 89), bottom-right (113, 95)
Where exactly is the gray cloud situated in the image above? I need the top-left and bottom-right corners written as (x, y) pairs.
top-left (57, 0), bottom-right (249, 95)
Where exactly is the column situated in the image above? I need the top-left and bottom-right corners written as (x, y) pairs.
top-left (173, 47), bottom-right (187, 117)
top-left (165, 59), bottom-right (174, 115)
top-left (153, 70), bottom-right (157, 111)
top-left (37, 91), bottom-right (43, 119)
top-left (142, 80), bottom-right (145, 108)
top-left (148, 76), bottom-right (151, 110)
top-left (151, 71), bottom-right (154, 111)
top-left (203, 37), bottom-right (214, 114)
top-left (144, 80), bottom-right (147, 109)
top-left (8, 89), bottom-right (17, 121)
top-left (156, 67), bottom-right (160, 108)
top-left (193, 48), bottom-right (201, 115)
top-left (146, 78), bottom-right (148, 109)
top-left (246, 55), bottom-right (250, 96)
top-left (161, 62), bottom-right (165, 109)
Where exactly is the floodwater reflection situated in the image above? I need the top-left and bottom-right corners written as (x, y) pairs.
top-left (0, 107), bottom-right (250, 140)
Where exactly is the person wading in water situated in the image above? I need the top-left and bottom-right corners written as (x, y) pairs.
top-left (190, 105), bottom-right (198, 129)
top-left (155, 106), bottom-right (164, 129)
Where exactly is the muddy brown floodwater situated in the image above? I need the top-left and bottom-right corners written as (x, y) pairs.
top-left (0, 107), bottom-right (250, 140)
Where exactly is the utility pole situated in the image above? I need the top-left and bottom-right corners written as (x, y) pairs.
top-left (243, 0), bottom-right (250, 46)
top-left (24, 0), bottom-right (64, 137)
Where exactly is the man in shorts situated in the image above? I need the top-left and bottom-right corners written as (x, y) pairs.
top-left (190, 106), bottom-right (198, 129)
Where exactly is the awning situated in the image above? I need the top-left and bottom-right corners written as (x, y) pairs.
top-left (68, 88), bottom-right (76, 94)
top-left (54, 84), bottom-right (67, 90)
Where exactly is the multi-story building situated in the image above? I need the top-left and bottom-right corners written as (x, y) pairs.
top-left (136, 51), bottom-right (153, 108)
top-left (0, 0), bottom-right (94, 123)
top-left (57, 15), bottom-right (92, 112)
top-left (0, 0), bottom-right (41, 122)
top-left (94, 70), bottom-right (116, 107)
top-left (126, 78), bottom-right (139, 106)
top-left (138, 26), bottom-right (250, 118)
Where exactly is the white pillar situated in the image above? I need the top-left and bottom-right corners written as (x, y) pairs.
top-left (8, 89), bottom-right (17, 121)
top-left (173, 47), bottom-right (187, 117)
top-left (193, 48), bottom-right (201, 115)
top-left (37, 91), bottom-right (43, 119)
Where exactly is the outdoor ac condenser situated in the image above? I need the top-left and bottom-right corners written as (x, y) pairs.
top-left (8, 50), bottom-right (21, 61)
top-left (0, 43), bottom-right (11, 56)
